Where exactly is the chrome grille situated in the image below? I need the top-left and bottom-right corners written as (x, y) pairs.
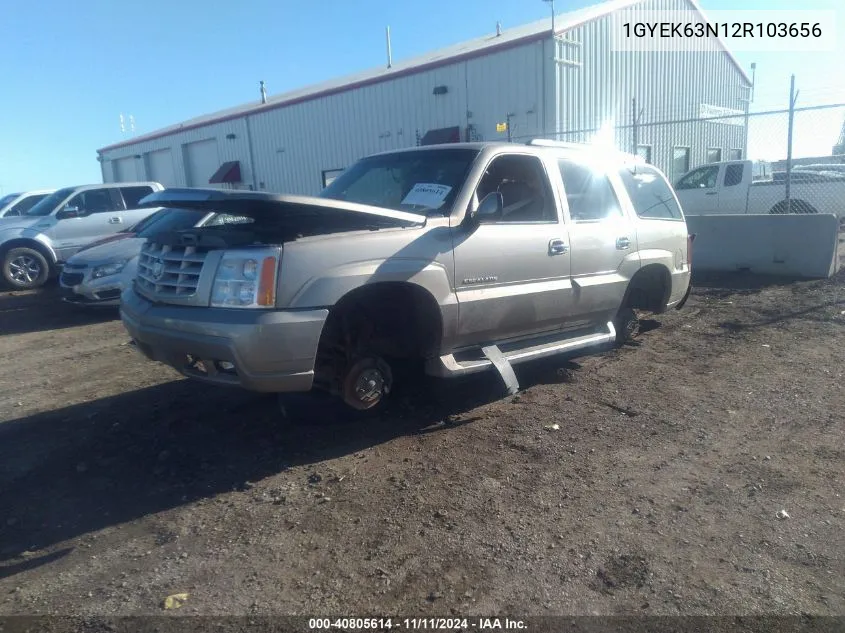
top-left (136, 242), bottom-right (207, 298)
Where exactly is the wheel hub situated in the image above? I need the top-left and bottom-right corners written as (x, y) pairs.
top-left (342, 357), bottom-right (393, 411)
top-left (8, 256), bottom-right (41, 284)
top-left (354, 368), bottom-right (385, 405)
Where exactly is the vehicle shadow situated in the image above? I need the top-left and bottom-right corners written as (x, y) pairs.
top-left (691, 271), bottom-right (806, 297)
top-left (0, 356), bottom-right (584, 567)
top-left (0, 284), bottom-right (118, 336)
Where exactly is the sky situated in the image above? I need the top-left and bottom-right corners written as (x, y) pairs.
top-left (1, 0), bottom-right (843, 193)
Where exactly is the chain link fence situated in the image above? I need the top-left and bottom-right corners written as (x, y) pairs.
top-left (509, 102), bottom-right (845, 220)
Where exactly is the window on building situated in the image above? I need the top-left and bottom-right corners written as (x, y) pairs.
top-left (729, 148), bottom-right (743, 160)
top-left (120, 186), bottom-right (155, 208)
top-left (675, 165), bottom-right (720, 190)
top-left (618, 166), bottom-right (683, 220)
top-left (636, 145), bottom-right (652, 164)
top-left (321, 168), bottom-right (345, 189)
top-left (673, 147), bottom-right (691, 181)
top-left (724, 164), bottom-right (744, 187)
top-left (474, 155), bottom-right (556, 223)
top-left (707, 148), bottom-right (722, 163)
top-left (559, 159), bottom-right (623, 222)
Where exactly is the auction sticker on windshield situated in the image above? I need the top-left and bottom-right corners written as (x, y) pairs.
top-left (401, 183), bottom-right (452, 209)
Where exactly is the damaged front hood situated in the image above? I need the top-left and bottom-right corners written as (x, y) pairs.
top-left (139, 188), bottom-right (426, 228)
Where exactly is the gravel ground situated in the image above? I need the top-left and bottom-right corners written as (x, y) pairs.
top-left (0, 265), bottom-right (843, 618)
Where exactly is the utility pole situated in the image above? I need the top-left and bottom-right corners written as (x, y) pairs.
top-left (785, 74), bottom-right (798, 214)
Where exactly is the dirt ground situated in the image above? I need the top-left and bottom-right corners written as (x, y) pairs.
top-left (0, 265), bottom-right (843, 618)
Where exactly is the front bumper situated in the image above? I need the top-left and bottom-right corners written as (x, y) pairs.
top-left (60, 266), bottom-right (124, 306)
top-left (120, 287), bottom-right (329, 393)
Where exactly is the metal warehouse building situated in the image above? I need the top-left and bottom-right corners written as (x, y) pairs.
top-left (97, 0), bottom-right (751, 194)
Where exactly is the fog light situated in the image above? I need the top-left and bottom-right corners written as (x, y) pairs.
top-left (219, 361), bottom-right (235, 371)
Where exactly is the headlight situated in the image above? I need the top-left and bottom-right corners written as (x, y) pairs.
top-left (92, 260), bottom-right (128, 279)
top-left (210, 249), bottom-right (279, 308)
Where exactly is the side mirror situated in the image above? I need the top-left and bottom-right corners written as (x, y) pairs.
top-left (470, 192), bottom-right (504, 225)
top-left (57, 206), bottom-right (81, 220)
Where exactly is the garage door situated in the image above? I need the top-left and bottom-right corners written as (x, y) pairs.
top-left (114, 157), bottom-right (138, 182)
top-left (183, 138), bottom-right (220, 188)
top-left (147, 149), bottom-right (176, 187)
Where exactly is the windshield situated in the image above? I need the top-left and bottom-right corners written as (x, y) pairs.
top-left (0, 193), bottom-right (21, 208)
top-left (25, 187), bottom-right (75, 216)
top-left (320, 148), bottom-right (479, 213)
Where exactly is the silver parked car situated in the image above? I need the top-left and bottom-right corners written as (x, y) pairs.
top-left (122, 141), bottom-right (692, 411)
top-left (61, 208), bottom-right (250, 306)
top-left (0, 190), bottom-right (55, 218)
top-left (0, 182), bottom-right (163, 289)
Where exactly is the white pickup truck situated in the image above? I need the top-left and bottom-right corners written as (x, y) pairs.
top-left (674, 160), bottom-right (845, 218)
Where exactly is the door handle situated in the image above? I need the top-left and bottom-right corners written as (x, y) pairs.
top-left (616, 237), bottom-right (631, 250)
top-left (108, 216), bottom-right (122, 224)
top-left (705, 191), bottom-right (718, 196)
top-left (549, 238), bottom-right (568, 255)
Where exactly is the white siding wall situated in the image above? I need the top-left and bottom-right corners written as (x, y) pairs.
top-left (100, 41), bottom-right (545, 196)
top-left (101, 118), bottom-right (255, 188)
top-left (554, 0), bottom-right (749, 178)
top-left (147, 149), bottom-right (177, 186)
top-left (99, 0), bottom-right (748, 193)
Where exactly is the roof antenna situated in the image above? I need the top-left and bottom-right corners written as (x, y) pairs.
top-left (260, 80), bottom-right (267, 104)
top-left (496, 21), bottom-right (502, 36)
top-left (386, 26), bottom-right (393, 68)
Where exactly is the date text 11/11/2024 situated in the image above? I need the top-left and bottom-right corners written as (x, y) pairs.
top-left (308, 617), bottom-right (528, 630)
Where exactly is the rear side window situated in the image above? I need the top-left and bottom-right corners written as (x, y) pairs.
top-left (121, 186), bottom-right (154, 208)
top-left (724, 164), bottom-right (744, 187)
top-left (618, 167), bottom-right (683, 220)
top-left (558, 160), bottom-right (623, 222)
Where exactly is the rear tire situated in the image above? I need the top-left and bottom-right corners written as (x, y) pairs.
top-left (613, 307), bottom-right (640, 347)
top-left (769, 199), bottom-right (818, 215)
top-left (2, 247), bottom-right (50, 290)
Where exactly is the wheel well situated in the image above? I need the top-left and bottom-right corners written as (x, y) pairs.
top-left (318, 282), bottom-right (443, 361)
top-left (0, 239), bottom-right (57, 270)
top-left (623, 264), bottom-right (671, 314)
top-left (769, 199), bottom-right (818, 214)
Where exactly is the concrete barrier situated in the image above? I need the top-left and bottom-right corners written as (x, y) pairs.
top-left (684, 213), bottom-right (841, 279)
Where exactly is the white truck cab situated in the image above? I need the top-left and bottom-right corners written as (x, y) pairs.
top-left (675, 160), bottom-right (845, 218)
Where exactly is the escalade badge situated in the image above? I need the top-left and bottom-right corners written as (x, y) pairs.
top-left (151, 259), bottom-right (165, 280)
top-left (463, 275), bottom-right (498, 285)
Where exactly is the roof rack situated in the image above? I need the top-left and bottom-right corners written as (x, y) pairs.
top-left (525, 139), bottom-right (589, 149)
top-left (526, 138), bottom-right (645, 164)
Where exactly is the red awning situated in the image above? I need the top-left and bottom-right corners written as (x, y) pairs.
top-left (209, 161), bottom-right (242, 184)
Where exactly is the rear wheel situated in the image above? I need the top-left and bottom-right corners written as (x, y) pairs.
top-left (613, 306), bottom-right (640, 347)
top-left (769, 199), bottom-right (818, 215)
top-left (2, 247), bottom-right (50, 290)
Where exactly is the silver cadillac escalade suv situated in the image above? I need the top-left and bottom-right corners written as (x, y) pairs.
top-left (121, 141), bottom-right (692, 410)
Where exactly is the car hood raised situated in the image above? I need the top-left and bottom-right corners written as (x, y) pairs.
top-left (66, 237), bottom-right (146, 266)
top-left (139, 189), bottom-right (427, 227)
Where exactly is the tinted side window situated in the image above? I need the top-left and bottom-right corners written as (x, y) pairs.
top-left (67, 189), bottom-right (117, 214)
top-left (558, 160), bottom-right (622, 222)
top-left (618, 167), bottom-right (683, 220)
top-left (476, 155), bottom-right (556, 223)
top-left (675, 165), bottom-right (719, 190)
top-left (10, 194), bottom-right (48, 215)
top-left (724, 164), bottom-right (744, 187)
top-left (121, 186), bottom-right (154, 208)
